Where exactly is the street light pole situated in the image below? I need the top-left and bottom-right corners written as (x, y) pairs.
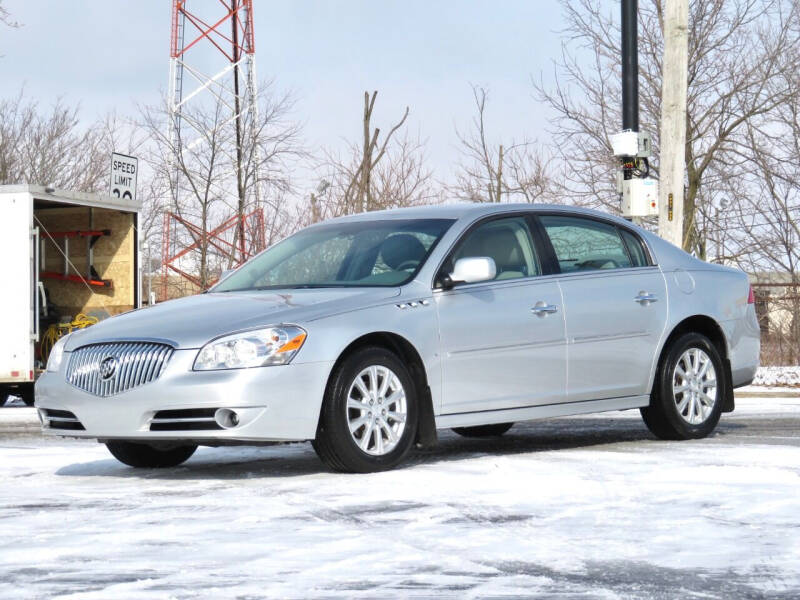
top-left (621, 0), bottom-right (639, 135)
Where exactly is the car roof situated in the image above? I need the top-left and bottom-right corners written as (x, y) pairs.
top-left (326, 202), bottom-right (632, 225)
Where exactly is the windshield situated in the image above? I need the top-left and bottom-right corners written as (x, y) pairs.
top-left (213, 218), bottom-right (455, 292)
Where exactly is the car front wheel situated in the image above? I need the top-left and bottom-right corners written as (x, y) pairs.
top-left (313, 346), bottom-right (418, 473)
top-left (105, 441), bottom-right (197, 468)
top-left (641, 332), bottom-right (724, 440)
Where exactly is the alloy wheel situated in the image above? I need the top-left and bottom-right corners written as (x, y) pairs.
top-left (672, 347), bottom-right (718, 425)
top-left (346, 365), bottom-right (407, 456)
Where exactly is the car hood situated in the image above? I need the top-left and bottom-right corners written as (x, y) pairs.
top-left (64, 287), bottom-right (401, 351)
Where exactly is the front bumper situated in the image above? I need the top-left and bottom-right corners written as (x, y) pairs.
top-left (35, 349), bottom-right (334, 442)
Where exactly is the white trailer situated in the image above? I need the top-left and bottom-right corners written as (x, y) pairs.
top-left (0, 185), bottom-right (142, 406)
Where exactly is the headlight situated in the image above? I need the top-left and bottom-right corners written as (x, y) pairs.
top-left (193, 325), bottom-right (307, 371)
top-left (47, 334), bottom-right (71, 372)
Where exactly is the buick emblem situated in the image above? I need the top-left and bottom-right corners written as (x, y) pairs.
top-left (99, 356), bottom-right (118, 380)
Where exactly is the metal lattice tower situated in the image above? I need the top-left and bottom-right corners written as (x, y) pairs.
top-left (167, 0), bottom-right (260, 250)
top-left (161, 1), bottom-right (264, 299)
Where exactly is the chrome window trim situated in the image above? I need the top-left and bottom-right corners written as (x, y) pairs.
top-left (431, 265), bottom-right (660, 297)
top-left (432, 273), bottom-right (560, 296)
top-left (542, 265), bottom-right (661, 282)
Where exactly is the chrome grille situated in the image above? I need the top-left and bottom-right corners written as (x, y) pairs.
top-left (66, 342), bottom-right (174, 397)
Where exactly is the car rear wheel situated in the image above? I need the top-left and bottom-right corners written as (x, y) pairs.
top-left (105, 441), bottom-right (197, 468)
top-left (313, 346), bottom-right (418, 473)
top-left (641, 332), bottom-right (724, 440)
top-left (452, 422), bottom-right (514, 438)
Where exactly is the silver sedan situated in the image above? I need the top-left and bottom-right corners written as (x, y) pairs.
top-left (36, 204), bottom-right (760, 472)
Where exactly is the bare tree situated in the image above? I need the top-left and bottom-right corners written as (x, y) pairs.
top-left (311, 91), bottom-right (434, 221)
top-left (453, 85), bottom-right (553, 204)
top-left (718, 85), bottom-right (800, 364)
top-left (0, 1), bottom-right (19, 28)
top-left (535, 0), bottom-right (800, 255)
top-left (140, 99), bottom-right (227, 289)
top-left (138, 81), bottom-right (303, 292)
top-left (229, 82), bottom-right (304, 259)
top-left (0, 90), bottom-right (109, 190)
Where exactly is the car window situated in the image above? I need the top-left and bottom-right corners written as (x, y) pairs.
top-left (267, 235), bottom-right (352, 285)
top-left (539, 215), bottom-right (633, 273)
top-left (620, 228), bottom-right (650, 267)
top-left (214, 219), bottom-right (454, 291)
top-left (449, 216), bottom-right (541, 281)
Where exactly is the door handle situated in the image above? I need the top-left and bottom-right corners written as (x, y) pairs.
top-left (531, 302), bottom-right (558, 316)
top-left (634, 292), bottom-right (658, 304)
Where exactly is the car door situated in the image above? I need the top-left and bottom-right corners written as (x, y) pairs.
top-left (434, 215), bottom-right (567, 414)
top-left (536, 214), bottom-right (667, 402)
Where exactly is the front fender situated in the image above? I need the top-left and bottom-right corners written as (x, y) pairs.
top-left (292, 298), bottom-right (443, 414)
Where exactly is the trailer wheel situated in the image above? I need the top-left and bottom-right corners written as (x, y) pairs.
top-left (18, 384), bottom-right (35, 407)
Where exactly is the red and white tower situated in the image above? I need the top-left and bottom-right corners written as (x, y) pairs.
top-left (161, 1), bottom-right (264, 300)
top-left (168, 0), bottom-right (259, 207)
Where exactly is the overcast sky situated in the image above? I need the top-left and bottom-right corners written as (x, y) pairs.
top-left (1, 1), bottom-right (574, 188)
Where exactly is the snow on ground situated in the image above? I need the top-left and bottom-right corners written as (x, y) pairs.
top-left (754, 366), bottom-right (800, 388)
top-left (1, 392), bottom-right (799, 599)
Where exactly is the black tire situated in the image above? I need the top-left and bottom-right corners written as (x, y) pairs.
top-left (452, 422), bottom-right (514, 438)
top-left (0, 393), bottom-right (7, 408)
top-left (105, 440), bottom-right (197, 468)
top-left (313, 346), bottom-right (418, 473)
top-left (641, 332), bottom-right (725, 440)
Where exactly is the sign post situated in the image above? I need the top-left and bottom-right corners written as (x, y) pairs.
top-left (109, 152), bottom-right (138, 200)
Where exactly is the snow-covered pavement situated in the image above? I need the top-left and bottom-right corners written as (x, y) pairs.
top-left (1, 392), bottom-right (799, 599)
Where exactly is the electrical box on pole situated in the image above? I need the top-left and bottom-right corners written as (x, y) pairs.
top-left (621, 178), bottom-right (659, 217)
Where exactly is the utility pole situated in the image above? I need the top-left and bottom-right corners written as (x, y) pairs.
top-left (658, 0), bottom-right (689, 247)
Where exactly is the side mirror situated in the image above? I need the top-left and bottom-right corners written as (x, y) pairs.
top-left (448, 257), bottom-right (496, 286)
top-left (219, 269), bottom-right (235, 281)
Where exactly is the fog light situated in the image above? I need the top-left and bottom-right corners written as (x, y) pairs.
top-left (214, 408), bottom-right (240, 429)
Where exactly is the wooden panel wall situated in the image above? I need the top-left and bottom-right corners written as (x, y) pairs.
top-left (36, 207), bottom-right (135, 318)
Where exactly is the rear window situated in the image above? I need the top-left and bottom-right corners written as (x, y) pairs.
top-left (539, 215), bottom-right (633, 273)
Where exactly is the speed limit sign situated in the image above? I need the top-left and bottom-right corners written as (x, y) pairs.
top-left (109, 152), bottom-right (138, 201)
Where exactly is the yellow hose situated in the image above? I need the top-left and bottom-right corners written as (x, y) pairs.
top-left (40, 314), bottom-right (99, 362)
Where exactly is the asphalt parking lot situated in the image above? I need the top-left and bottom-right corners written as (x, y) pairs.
top-left (1, 390), bottom-right (799, 599)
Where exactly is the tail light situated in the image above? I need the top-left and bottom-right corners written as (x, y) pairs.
top-left (747, 285), bottom-right (755, 304)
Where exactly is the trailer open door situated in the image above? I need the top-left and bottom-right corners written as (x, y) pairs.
top-left (0, 193), bottom-right (35, 404)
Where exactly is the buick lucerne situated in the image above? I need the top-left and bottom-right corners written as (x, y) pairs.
top-left (35, 204), bottom-right (760, 472)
